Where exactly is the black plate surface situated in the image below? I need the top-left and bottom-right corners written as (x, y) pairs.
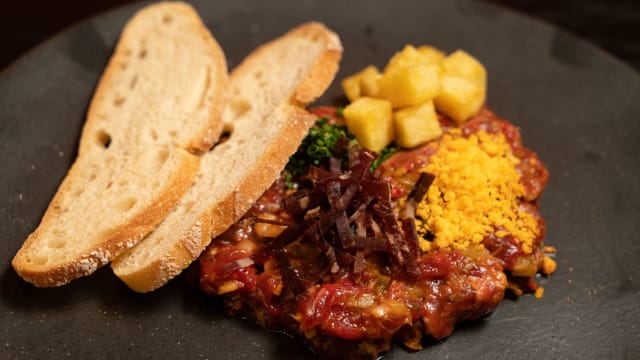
top-left (1, 1), bottom-right (639, 359)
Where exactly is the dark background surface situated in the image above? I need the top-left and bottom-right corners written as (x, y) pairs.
top-left (1, 0), bottom-right (640, 73)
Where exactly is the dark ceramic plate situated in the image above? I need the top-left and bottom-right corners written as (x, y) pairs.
top-left (1, 0), bottom-right (639, 359)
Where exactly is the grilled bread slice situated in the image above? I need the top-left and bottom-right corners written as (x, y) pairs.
top-left (12, 2), bottom-right (228, 287)
top-left (111, 22), bottom-right (342, 292)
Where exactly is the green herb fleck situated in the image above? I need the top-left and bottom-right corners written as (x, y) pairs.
top-left (370, 145), bottom-right (397, 171)
top-left (285, 117), bottom-right (354, 177)
top-left (285, 115), bottom-right (397, 180)
top-left (284, 172), bottom-right (295, 190)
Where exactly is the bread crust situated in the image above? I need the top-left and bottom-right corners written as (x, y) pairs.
top-left (12, 2), bottom-right (227, 287)
top-left (112, 22), bottom-right (343, 292)
top-left (81, 2), bottom-right (228, 155)
top-left (12, 150), bottom-right (200, 287)
top-left (210, 107), bottom-right (316, 235)
top-left (290, 23), bottom-right (343, 105)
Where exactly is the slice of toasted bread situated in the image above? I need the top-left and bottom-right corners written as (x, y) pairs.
top-left (12, 2), bottom-right (228, 287)
top-left (111, 22), bottom-right (342, 292)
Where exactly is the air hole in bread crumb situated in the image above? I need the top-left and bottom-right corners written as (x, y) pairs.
top-left (130, 75), bottom-right (138, 90)
top-left (96, 130), bottom-right (112, 149)
top-left (149, 129), bottom-right (158, 141)
top-left (114, 96), bottom-right (126, 106)
top-left (221, 123), bottom-right (235, 140)
top-left (254, 71), bottom-right (263, 79)
top-left (34, 256), bottom-right (48, 266)
top-left (229, 98), bottom-right (251, 118)
top-left (48, 239), bottom-right (67, 249)
top-left (162, 14), bottom-right (173, 24)
top-left (72, 187), bottom-right (83, 197)
top-left (139, 49), bottom-right (147, 59)
top-left (118, 198), bottom-right (137, 212)
top-left (169, 130), bottom-right (178, 138)
top-left (156, 149), bottom-right (169, 169)
top-left (209, 127), bottom-right (233, 152)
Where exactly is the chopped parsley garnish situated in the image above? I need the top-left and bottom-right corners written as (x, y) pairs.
top-left (286, 117), bottom-right (354, 178)
top-left (370, 144), bottom-right (397, 171)
top-left (285, 116), bottom-right (396, 189)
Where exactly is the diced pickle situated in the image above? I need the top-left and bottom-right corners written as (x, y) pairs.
top-left (511, 256), bottom-right (538, 278)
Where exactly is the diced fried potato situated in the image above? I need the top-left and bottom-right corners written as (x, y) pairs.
top-left (416, 45), bottom-right (446, 64)
top-left (385, 45), bottom-right (445, 74)
top-left (385, 45), bottom-right (425, 73)
top-left (377, 63), bottom-right (441, 108)
top-left (341, 65), bottom-right (382, 101)
top-left (341, 75), bottom-right (361, 102)
top-left (393, 100), bottom-right (442, 148)
top-left (359, 66), bottom-right (382, 98)
top-left (434, 75), bottom-right (485, 124)
top-left (441, 50), bottom-right (486, 86)
top-left (343, 97), bottom-right (393, 152)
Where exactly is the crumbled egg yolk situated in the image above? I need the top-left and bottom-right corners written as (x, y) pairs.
top-left (415, 129), bottom-right (539, 253)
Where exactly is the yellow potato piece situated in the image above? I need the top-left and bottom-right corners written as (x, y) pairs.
top-left (341, 65), bottom-right (382, 101)
top-left (442, 49), bottom-right (487, 86)
top-left (393, 100), bottom-right (443, 148)
top-left (385, 45), bottom-right (434, 74)
top-left (377, 63), bottom-right (441, 108)
top-left (342, 44), bottom-right (489, 147)
top-left (343, 97), bottom-right (393, 152)
top-left (416, 45), bottom-right (446, 64)
top-left (341, 75), bottom-right (361, 102)
top-left (434, 75), bottom-right (485, 124)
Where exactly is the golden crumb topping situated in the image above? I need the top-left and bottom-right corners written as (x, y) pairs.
top-left (416, 129), bottom-right (538, 253)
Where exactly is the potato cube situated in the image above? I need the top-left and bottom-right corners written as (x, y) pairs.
top-left (377, 63), bottom-right (441, 108)
top-left (434, 75), bottom-right (485, 124)
top-left (343, 97), bottom-right (393, 152)
top-left (393, 100), bottom-right (443, 148)
top-left (384, 45), bottom-right (445, 74)
top-left (341, 76), bottom-right (361, 102)
top-left (441, 50), bottom-right (486, 86)
top-left (341, 65), bottom-right (382, 101)
top-left (416, 45), bottom-right (446, 64)
top-left (359, 66), bottom-right (382, 98)
top-left (385, 45), bottom-right (424, 73)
